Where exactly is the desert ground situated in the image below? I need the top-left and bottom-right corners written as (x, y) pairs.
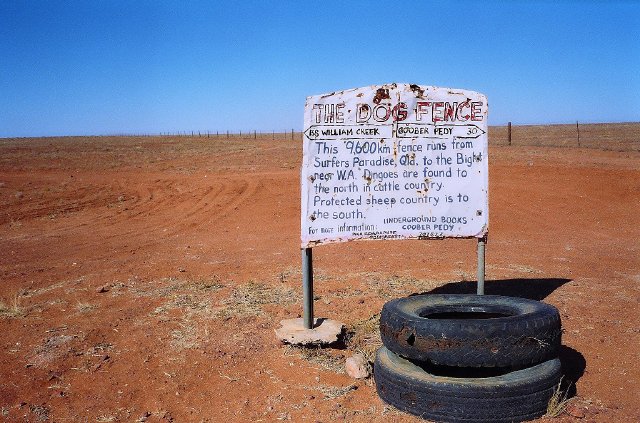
top-left (1, 123), bottom-right (639, 422)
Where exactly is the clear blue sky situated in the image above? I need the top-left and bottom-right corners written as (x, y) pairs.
top-left (1, 1), bottom-right (639, 137)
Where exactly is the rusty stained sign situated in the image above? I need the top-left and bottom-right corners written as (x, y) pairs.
top-left (301, 83), bottom-right (488, 248)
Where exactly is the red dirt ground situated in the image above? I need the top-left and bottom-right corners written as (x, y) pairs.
top-left (1, 133), bottom-right (638, 422)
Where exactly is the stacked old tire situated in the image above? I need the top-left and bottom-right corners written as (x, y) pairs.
top-left (374, 294), bottom-right (563, 423)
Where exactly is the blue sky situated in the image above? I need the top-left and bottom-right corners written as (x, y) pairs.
top-left (1, 1), bottom-right (639, 137)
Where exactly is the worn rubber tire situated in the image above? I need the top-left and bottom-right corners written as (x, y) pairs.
top-left (374, 346), bottom-right (562, 423)
top-left (380, 294), bottom-right (561, 368)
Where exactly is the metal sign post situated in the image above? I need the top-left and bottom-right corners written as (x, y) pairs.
top-left (302, 247), bottom-right (314, 329)
top-left (477, 235), bottom-right (487, 295)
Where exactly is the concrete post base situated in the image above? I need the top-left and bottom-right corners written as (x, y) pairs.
top-left (275, 318), bottom-right (344, 346)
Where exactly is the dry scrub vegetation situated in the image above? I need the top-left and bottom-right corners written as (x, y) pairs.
top-left (0, 294), bottom-right (24, 318)
top-left (545, 378), bottom-right (574, 418)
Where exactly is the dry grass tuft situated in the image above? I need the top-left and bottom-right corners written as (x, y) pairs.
top-left (143, 277), bottom-right (299, 350)
top-left (284, 345), bottom-right (345, 373)
top-left (0, 294), bottom-right (25, 318)
top-left (362, 273), bottom-right (442, 299)
top-left (170, 322), bottom-right (199, 350)
top-left (170, 294), bottom-right (211, 311)
top-left (76, 302), bottom-right (96, 313)
top-left (216, 281), bottom-right (298, 319)
top-left (318, 384), bottom-right (357, 399)
top-left (278, 266), bottom-right (300, 283)
top-left (345, 314), bottom-right (382, 363)
top-left (147, 277), bottom-right (224, 317)
top-left (141, 277), bottom-right (224, 351)
top-left (545, 377), bottom-right (573, 418)
top-left (381, 404), bottom-right (407, 417)
top-left (304, 383), bottom-right (357, 400)
top-left (134, 276), bottom-right (224, 299)
top-left (184, 276), bottom-right (225, 292)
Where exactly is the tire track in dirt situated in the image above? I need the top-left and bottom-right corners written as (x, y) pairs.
top-left (3, 173), bottom-right (261, 259)
top-left (101, 175), bottom-right (260, 255)
top-left (0, 173), bottom-right (125, 226)
top-left (108, 178), bottom-right (227, 224)
top-left (115, 175), bottom-right (258, 234)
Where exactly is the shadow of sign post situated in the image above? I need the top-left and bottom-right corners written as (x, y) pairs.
top-left (300, 83), bottom-right (489, 329)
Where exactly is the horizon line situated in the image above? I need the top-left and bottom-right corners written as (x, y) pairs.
top-left (2, 120), bottom-right (640, 140)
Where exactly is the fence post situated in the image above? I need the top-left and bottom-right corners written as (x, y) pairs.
top-left (272, 130), bottom-right (275, 140)
top-left (576, 121), bottom-right (580, 147)
top-left (508, 121), bottom-right (512, 146)
top-left (291, 129), bottom-right (294, 140)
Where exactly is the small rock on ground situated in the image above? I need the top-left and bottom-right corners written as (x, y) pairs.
top-left (345, 353), bottom-right (370, 379)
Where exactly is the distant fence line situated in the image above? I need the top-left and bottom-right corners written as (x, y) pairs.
top-left (114, 129), bottom-right (302, 140)
top-left (488, 122), bottom-right (639, 151)
top-left (109, 122), bottom-right (639, 152)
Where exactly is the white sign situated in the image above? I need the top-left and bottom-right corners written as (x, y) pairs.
top-left (301, 83), bottom-right (488, 248)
